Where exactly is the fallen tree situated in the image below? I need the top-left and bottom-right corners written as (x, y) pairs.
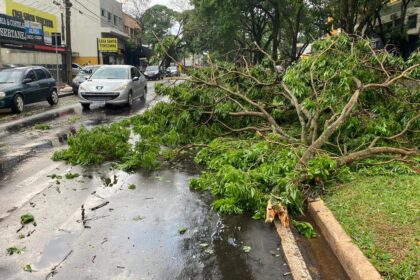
top-left (54, 34), bottom-right (419, 224)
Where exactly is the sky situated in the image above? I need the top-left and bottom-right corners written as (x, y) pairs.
top-left (149, 0), bottom-right (191, 11)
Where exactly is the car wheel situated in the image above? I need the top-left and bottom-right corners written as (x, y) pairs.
top-left (48, 89), bottom-right (59, 105)
top-left (11, 94), bottom-right (24, 113)
top-left (141, 87), bottom-right (147, 102)
top-left (127, 92), bottom-right (133, 107)
top-left (81, 103), bottom-right (90, 110)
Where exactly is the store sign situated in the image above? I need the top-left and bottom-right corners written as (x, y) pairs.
top-left (25, 21), bottom-right (44, 43)
top-left (98, 38), bottom-right (118, 52)
top-left (44, 33), bottom-right (52, 45)
top-left (6, 0), bottom-right (58, 34)
top-left (0, 13), bottom-right (26, 41)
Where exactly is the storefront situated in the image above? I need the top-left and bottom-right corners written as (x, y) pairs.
top-left (97, 36), bottom-right (125, 65)
top-left (0, 1), bottom-right (66, 81)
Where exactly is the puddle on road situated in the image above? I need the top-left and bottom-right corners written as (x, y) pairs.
top-left (34, 232), bottom-right (78, 271)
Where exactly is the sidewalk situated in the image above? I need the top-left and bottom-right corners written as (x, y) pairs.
top-left (58, 82), bottom-right (74, 97)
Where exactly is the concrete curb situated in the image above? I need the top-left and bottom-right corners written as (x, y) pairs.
top-left (274, 221), bottom-right (312, 280)
top-left (58, 91), bottom-right (75, 98)
top-left (0, 140), bottom-right (53, 173)
top-left (0, 104), bottom-right (78, 132)
top-left (308, 199), bottom-right (382, 280)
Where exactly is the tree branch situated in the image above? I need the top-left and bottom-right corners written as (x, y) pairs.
top-left (300, 77), bottom-right (364, 164)
top-left (337, 147), bottom-right (418, 166)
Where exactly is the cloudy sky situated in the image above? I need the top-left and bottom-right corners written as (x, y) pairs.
top-left (149, 0), bottom-right (191, 11)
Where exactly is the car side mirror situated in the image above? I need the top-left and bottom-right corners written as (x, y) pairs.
top-left (22, 78), bottom-right (32, 84)
top-left (132, 76), bottom-right (139, 81)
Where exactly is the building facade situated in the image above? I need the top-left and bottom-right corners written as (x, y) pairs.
top-left (71, 0), bottom-right (129, 65)
top-left (372, 0), bottom-right (419, 51)
top-left (0, 0), bottom-right (65, 80)
top-left (123, 13), bottom-right (140, 44)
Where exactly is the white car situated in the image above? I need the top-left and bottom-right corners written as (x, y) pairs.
top-left (78, 65), bottom-right (147, 110)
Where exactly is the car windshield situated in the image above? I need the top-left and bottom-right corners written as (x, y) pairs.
top-left (0, 69), bottom-right (23, 84)
top-left (79, 67), bottom-right (99, 75)
top-left (146, 66), bottom-right (158, 71)
top-left (90, 67), bottom-right (129, 80)
top-left (168, 67), bottom-right (176, 71)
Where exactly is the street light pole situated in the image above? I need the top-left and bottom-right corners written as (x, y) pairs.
top-left (55, 32), bottom-right (59, 83)
top-left (64, 0), bottom-right (72, 84)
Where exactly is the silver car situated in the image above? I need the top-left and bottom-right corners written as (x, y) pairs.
top-left (78, 65), bottom-right (147, 109)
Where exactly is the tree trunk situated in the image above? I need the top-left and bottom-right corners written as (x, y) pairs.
top-left (271, 6), bottom-right (280, 62)
top-left (290, 4), bottom-right (303, 62)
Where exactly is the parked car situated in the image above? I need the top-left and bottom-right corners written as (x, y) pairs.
top-left (166, 66), bottom-right (179, 77)
top-left (72, 63), bottom-right (82, 77)
top-left (0, 66), bottom-right (58, 113)
top-left (144, 65), bottom-right (162, 80)
top-left (78, 65), bottom-right (147, 110)
top-left (72, 65), bottom-right (100, 94)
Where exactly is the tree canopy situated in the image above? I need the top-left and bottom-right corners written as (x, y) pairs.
top-left (139, 4), bottom-right (179, 49)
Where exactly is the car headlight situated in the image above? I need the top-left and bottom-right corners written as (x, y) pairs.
top-left (0, 92), bottom-right (6, 99)
top-left (79, 84), bottom-right (88, 91)
top-left (113, 82), bottom-right (129, 91)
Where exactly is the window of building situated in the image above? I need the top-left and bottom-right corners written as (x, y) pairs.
top-left (108, 12), bottom-right (112, 22)
top-left (114, 15), bottom-right (117, 25)
top-left (407, 15), bottom-right (417, 29)
top-left (119, 17), bottom-right (123, 25)
top-left (101, 9), bottom-right (106, 17)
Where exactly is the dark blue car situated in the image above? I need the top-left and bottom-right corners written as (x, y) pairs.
top-left (0, 66), bottom-right (58, 113)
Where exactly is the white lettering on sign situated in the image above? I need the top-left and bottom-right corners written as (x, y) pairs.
top-left (0, 27), bottom-right (26, 39)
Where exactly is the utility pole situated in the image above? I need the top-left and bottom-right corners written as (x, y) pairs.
top-left (64, 0), bottom-right (72, 84)
top-left (55, 33), bottom-right (59, 83)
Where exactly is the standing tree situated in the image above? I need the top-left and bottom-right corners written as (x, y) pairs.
top-left (139, 5), bottom-right (179, 49)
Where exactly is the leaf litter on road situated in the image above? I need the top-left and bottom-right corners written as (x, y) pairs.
top-left (243, 246), bottom-right (252, 253)
top-left (20, 213), bottom-right (34, 225)
top-left (133, 215), bottom-right (145, 221)
top-left (6, 247), bottom-right (26, 255)
top-left (179, 227), bottom-right (188, 235)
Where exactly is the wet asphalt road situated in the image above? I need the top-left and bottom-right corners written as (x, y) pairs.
top-left (0, 81), bottom-right (296, 280)
top-left (0, 155), bottom-right (291, 280)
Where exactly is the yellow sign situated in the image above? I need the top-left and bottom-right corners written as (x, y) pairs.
top-left (5, 0), bottom-right (58, 35)
top-left (98, 38), bottom-right (118, 52)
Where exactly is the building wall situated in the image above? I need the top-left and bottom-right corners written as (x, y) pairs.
top-left (71, 0), bottom-right (129, 65)
top-left (0, 48), bottom-right (64, 81)
top-left (378, 1), bottom-right (420, 35)
top-left (123, 13), bottom-right (140, 42)
top-left (71, 0), bottom-right (102, 65)
top-left (99, 0), bottom-right (124, 32)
